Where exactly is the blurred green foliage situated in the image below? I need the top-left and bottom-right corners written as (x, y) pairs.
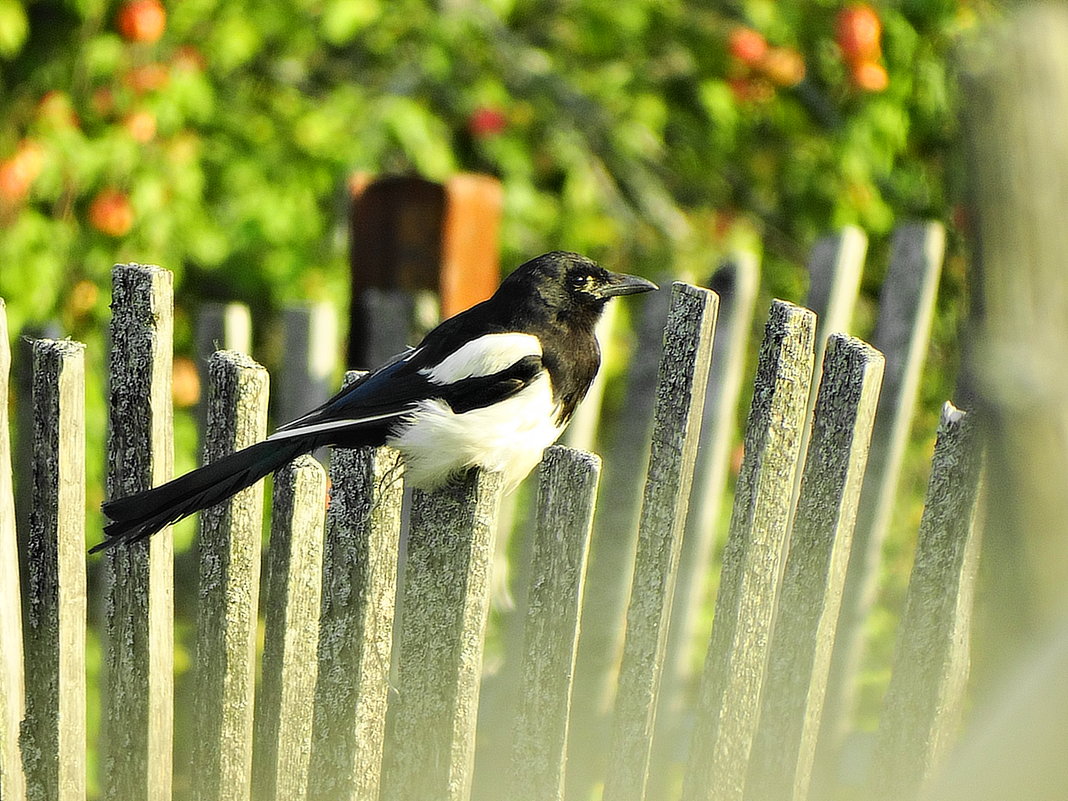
top-left (0, 0), bottom-right (984, 341)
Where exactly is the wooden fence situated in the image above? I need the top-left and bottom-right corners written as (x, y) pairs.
top-left (0, 217), bottom-right (986, 801)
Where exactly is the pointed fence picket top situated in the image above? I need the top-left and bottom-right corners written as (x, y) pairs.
top-left (0, 299), bottom-right (25, 801)
top-left (380, 469), bottom-right (506, 801)
top-left (868, 404), bottom-right (983, 801)
top-left (190, 351), bottom-right (269, 801)
top-left (20, 339), bottom-right (87, 801)
top-left (743, 335), bottom-right (884, 801)
top-left (602, 282), bottom-right (719, 801)
top-left (681, 301), bottom-right (816, 801)
top-left (101, 263), bottom-right (175, 801)
top-left (277, 302), bottom-right (340, 430)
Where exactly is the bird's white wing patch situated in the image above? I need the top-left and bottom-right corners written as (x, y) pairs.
top-left (421, 333), bottom-right (542, 385)
top-left (266, 409), bottom-right (410, 440)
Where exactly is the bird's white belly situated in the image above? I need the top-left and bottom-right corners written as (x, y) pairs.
top-left (387, 373), bottom-right (563, 490)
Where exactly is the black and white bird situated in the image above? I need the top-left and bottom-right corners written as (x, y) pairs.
top-left (92, 251), bottom-right (657, 552)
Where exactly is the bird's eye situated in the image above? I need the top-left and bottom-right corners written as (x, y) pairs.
top-left (570, 273), bottom-right (592, 290)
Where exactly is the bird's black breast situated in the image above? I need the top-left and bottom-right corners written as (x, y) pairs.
top-left (538, 324), bottom-right (601, 425)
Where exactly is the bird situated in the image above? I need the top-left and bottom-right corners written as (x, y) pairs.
top-left (92, 251), bottom-right (657, 552)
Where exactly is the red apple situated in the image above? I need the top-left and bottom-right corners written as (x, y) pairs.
top-left (850, 59), bottom-right (889, 92)
top-left (728, 28), bottom-right (768, 66)
top-left (836, 4), bottom-right (882, 62)
top-left (89, 188), bottom-right (134, 237)
top-left (468, 107), bottom-right (508, 138)
top-left (117, 0), bottom-right (166, 44)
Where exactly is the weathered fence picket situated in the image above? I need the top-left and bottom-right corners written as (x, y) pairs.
top-left (101, 263), bottom-right (175, 801)
top-left (868, 404), bottom-right (983, 801)
top-left (252, 456), bottom-right (326, 801)
top-left (21, 339), bottom-right (87, 801)
top-left (276, 303), bottom-right (339, 429)
top-left (0, 299), bottom-right (25, 801)
top-left (603, 282), bottom-right (718, 801)
top-left (380, 469), bottom-right (505, 801)
top-left (307, 442), bottom-right (403, 801)
top-left (506, 446), bottom-right (601, 801)
top-left (650, 254), bottom-right (760, 798)
top-left (816, 221), bottom-right (945, 788)
top-left (743, 334), bottom-right (884, 801)
top-left (681, 301), bottom-right (816, 801)
top-left (190, 351), bottom-right (269, 801)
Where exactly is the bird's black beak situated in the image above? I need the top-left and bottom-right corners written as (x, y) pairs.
top-left (595, 271), bottom-right (659, 299)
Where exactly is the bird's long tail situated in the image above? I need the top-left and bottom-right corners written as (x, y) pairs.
top-left (92, 437), bottom-right (311, 553)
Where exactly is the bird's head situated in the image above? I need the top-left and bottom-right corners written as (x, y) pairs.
top-left (504, 251), bottom-right (658, 317)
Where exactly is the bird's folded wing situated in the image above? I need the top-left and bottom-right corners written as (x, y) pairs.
top-left (270, 341), bottom-right (546, 442)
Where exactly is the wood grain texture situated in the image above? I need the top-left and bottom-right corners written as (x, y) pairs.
top-left (508, 446), bottom-right (601, 801)
top-left (681, 300), bottom-right (816, 801)
top-left (101, 263), bottom-right (175, 801)
top-left (191, 351), bottom-right (269, 801)
top-left (308, 444), bottom-right (403, 801)
top-left (603, 282), bottom-right (718, 801)
top-left (381, 469), bottom-right (504, 801)
top-left (743, 335), bottom-right (884, 801)
top-left (20, 340), bottom-right (86, 801)
top-left (254, 456), bottom-right (327, 801)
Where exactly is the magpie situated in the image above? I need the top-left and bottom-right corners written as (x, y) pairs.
top-left (92, 251), bottom-right (657, 551)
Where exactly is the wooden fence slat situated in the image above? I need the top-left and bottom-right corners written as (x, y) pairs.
top-left (743, 335), bottom-right (885, 801)
top-left (567, 282), bottom-right (671, 799)
top-left (101, 263), bottom-right (175, 801)
top-left (815, 222), bottom-right (945, 786)
top-left (0, 299), bottom-right (25, 801)
top-left (190, 350), bottom-right (269, 801)
top-left (20, 339), bottom-right (86, 801)
top-left (602, 282), bottom-right (718, 801)
top-left (680, 300), bottom-right (816, 801)
top-left (277, 303), bottom-right (339, 428)
top-left (650, 254), bottom-right (760, 795)
top-left (380, 469), bottom-right (505, 801)
top-left (252, 456), bottom-right (327, 801)
top-left (507, 446), bottom-right (601, 801)
top-left (307, 443), bottom-right (403, 801)
top-left (868, 403), bottom-right (983, 801)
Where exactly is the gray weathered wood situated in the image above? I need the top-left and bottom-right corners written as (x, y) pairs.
top-left (602, 283), bottom-right (718, 801)
top-left (868, 404), bottom-right (983, 801)
top-left (101, 263), bottom-right (175, 801)
top-left (19, 339), bottom-right (86, 801)
top-left (194, 302), bottom-right (252, 437)
top-left (277, 302), bottom-right (339, 427)
top-left (253, 456), bottom-right (327, 801)
top-left (956, 4), bottom-right (1068, 686)
top-left (650, 254), bottom-right (759, 795)
top-left (794, 227), bottom-right (868, 503)
top-left (567, 282), bottom-right (670, 799)
top-left (307, 443), bottom-right (403, 801)
top-left (680, 300), bottom-right (816, 801)
top-left (381, 469), bottom-right (505, 801)
top-left (191, 351), bottom-right (269, 801)
top-left (352, 288), bottom-right (416, 369)
top-left (816, 222), bottom-right (945, 780)
top-left (0, 299), bottom-right (25, 801)
top-left (507, 447), bottom-right (601, 801)
top-left (743, 335), bottom-right (884, 801)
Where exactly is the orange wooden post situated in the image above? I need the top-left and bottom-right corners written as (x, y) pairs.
top-left (347, 174), bottom-right (502, 368)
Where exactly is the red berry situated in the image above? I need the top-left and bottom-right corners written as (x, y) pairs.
top-left (0, 141), bottom-right (44, 204)
top-left (836, 4), bottom-right (882, 62)
top-left (468, 107), bottom-right (508, 139)
top-left (88, 189), bottom-right (134, 237)
top-left (728, 28), bottom-right (768, 66)
top-left (117, 0), bottom-right (166, 44)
